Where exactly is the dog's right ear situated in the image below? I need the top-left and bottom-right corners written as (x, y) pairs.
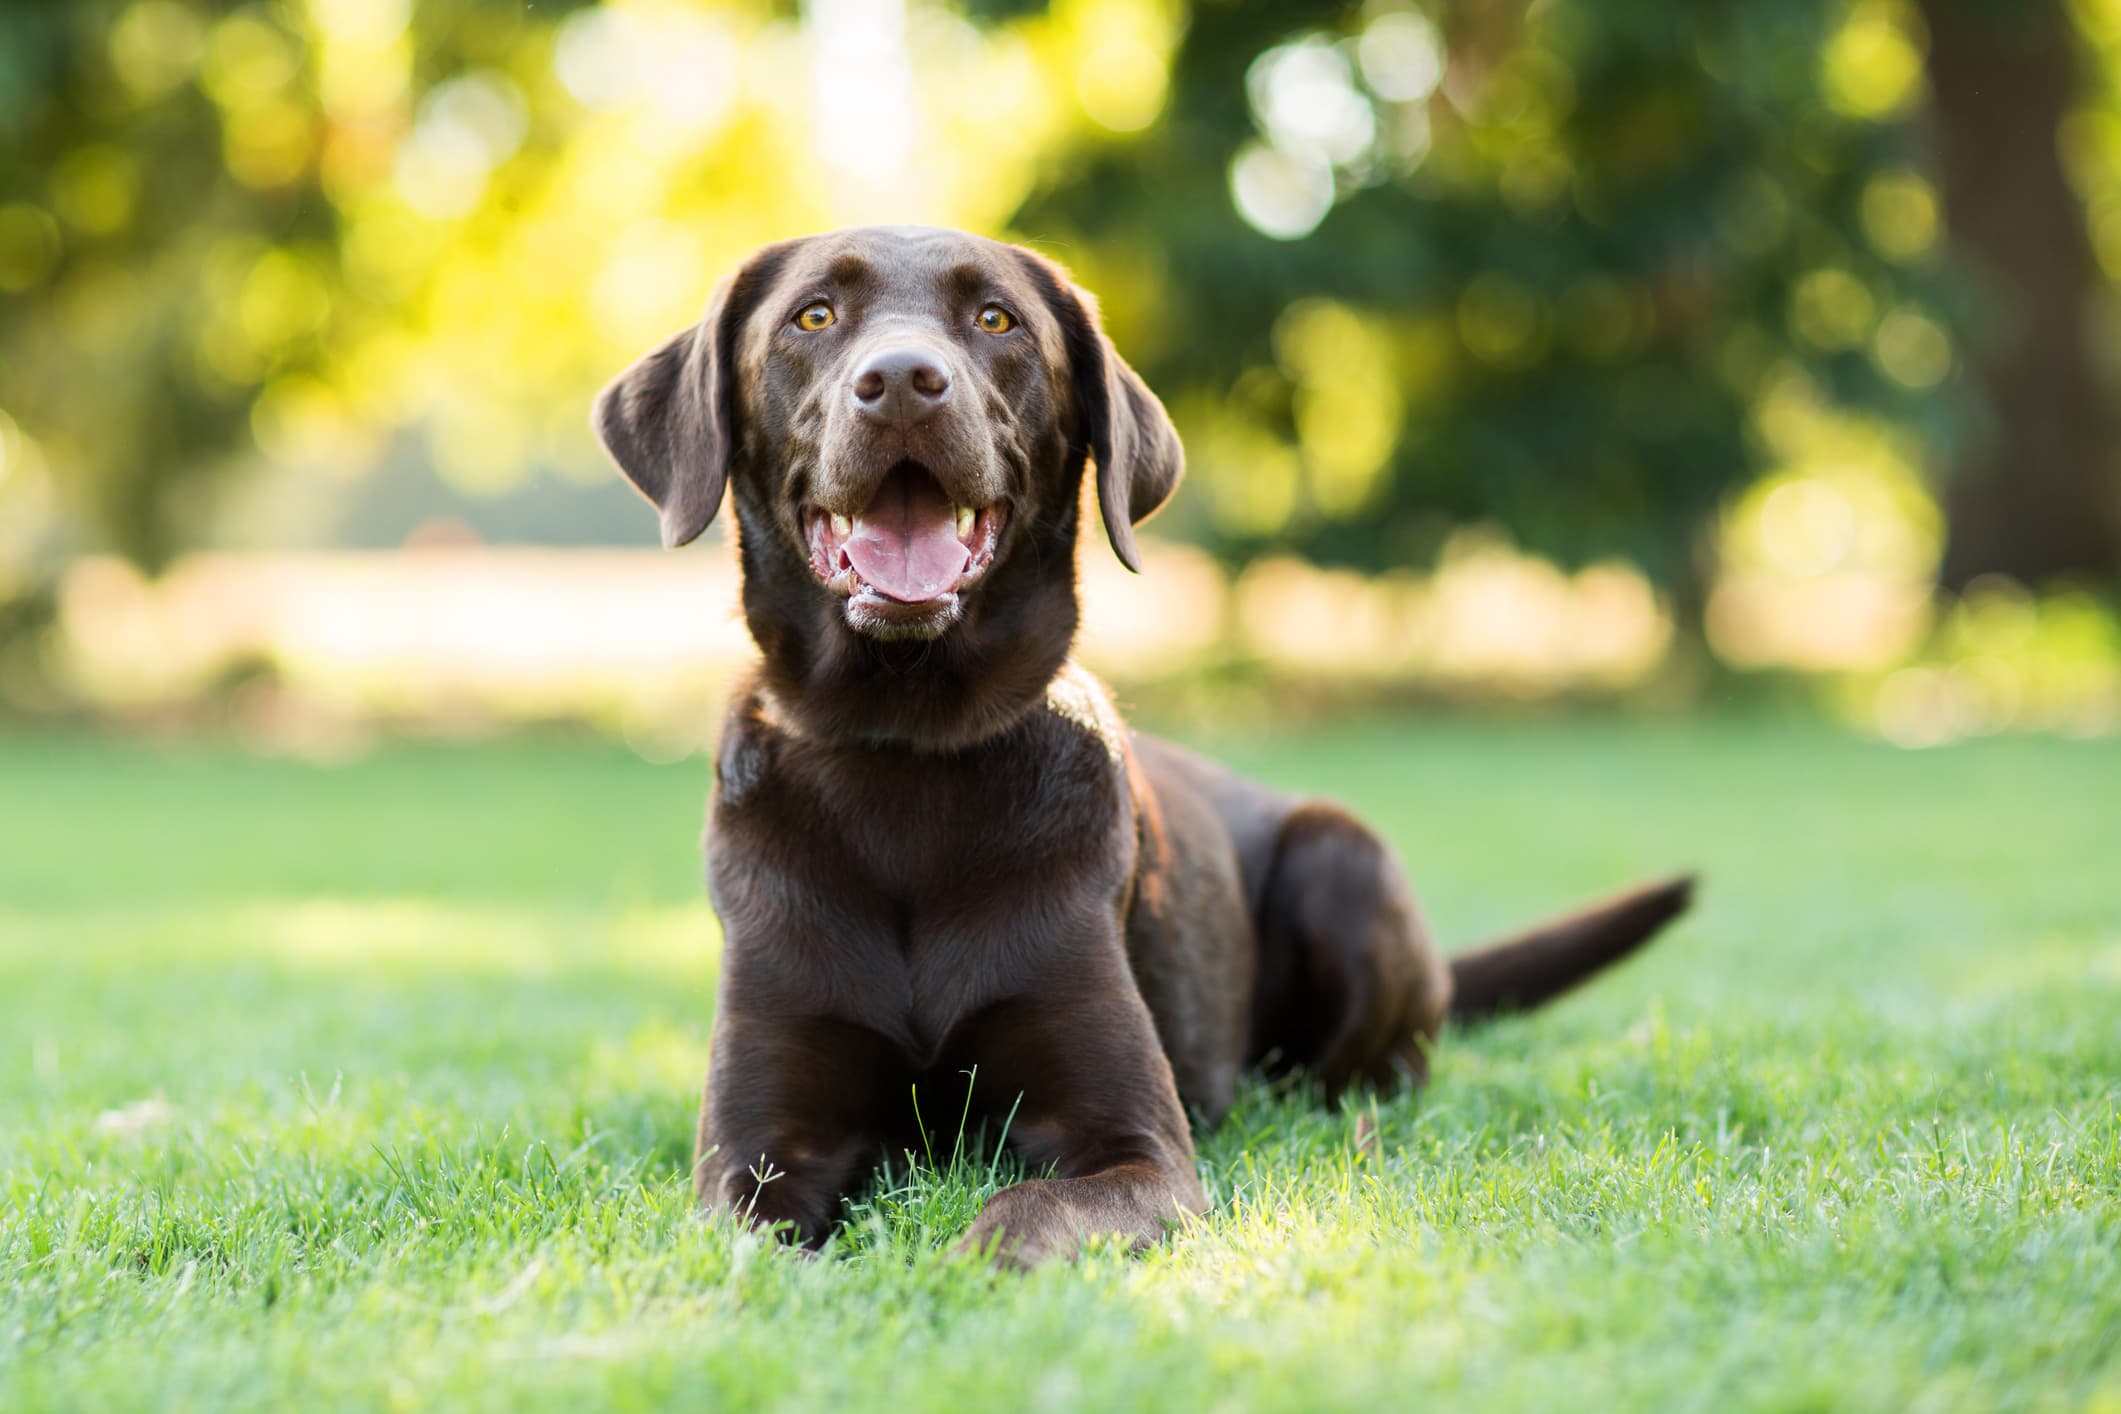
top-left (593, 254), bottom-right (777, 548)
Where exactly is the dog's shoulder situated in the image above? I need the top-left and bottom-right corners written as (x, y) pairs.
top-left (713, 680), bottom-right (790, 808)
top-left (1037, 660), bottom-right (1126, 768)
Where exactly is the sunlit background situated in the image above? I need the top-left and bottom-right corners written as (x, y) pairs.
top-left (3, 0), bottom-right (2119, 753)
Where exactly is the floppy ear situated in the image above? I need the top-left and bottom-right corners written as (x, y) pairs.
top-left (1017, 252), bottom-right (1184, 572)
top-left (592, 277), bottom-right (746, 549)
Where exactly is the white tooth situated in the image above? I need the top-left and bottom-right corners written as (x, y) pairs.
top-left (955, 505), bottom-right (974, 539)
top-left (830, 513), bottom-right (851, 538)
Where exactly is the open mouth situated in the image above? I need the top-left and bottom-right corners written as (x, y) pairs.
top-left (806, 462), bottom-right (1006, 629)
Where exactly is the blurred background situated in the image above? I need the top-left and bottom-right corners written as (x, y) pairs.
top-left (2, 0), bottom-right (2119, 757)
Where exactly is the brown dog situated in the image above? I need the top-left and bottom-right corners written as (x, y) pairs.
top-left (593, 226), bottom-right (1692, 1266)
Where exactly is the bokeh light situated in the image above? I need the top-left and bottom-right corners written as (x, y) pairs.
top-left (0, 0), bottom-right (2115, 749)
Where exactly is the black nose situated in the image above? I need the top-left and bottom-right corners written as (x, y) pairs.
top-left (852, 345), bottom-right (952, 424)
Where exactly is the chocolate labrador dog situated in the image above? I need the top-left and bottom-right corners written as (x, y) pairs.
top-left (594, 226), bottom-right (1692, 1266)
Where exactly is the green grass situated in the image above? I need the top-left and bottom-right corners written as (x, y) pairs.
top-left (2, 717), bottom-right (2117, 1411)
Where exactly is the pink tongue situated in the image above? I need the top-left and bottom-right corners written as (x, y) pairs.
top-left (844, 472), bottom-right (969, 603)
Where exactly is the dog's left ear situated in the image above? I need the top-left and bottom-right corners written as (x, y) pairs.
top-left (1016, 250), bottom-right (1184, 572)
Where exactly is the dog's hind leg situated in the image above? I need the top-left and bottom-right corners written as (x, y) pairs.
top-left (1247, 803), bottom-right (1453, 1099)
top-left (1249, 807), bottom-right (1694, 1100)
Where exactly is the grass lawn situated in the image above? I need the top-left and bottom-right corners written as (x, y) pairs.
top-left (1, 716), bottom-right (2117, 1411)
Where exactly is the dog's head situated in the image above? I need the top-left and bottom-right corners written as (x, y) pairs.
top-left (593, 226), bottom-right (1182, 646)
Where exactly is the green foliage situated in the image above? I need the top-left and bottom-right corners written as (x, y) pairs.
top-left (1024, 2), bottom-right (1953, 589)
top-left (0, 0), bottom-right (2096, 610)
top-left (0, 0), bottom-right (592, 571)
top-left (0, 1), bottom-right (330, 569)
top-left (2, 722), bottom-right (2119, 1408)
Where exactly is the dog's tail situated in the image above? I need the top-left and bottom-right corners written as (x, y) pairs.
top-left (1447, 874), bottom-right (1695, 1023)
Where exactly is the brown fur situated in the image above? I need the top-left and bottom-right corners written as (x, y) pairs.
top-left (593, 226), bottom-right (1693, 1266)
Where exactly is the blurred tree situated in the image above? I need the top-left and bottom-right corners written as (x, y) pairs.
top-left (0, 0), bottom-right (600, 579)
top-left (1920, 0), bottom-right (2121, 588)
top-left (0, 0), bottom-right (338, 573)
top-left (1017, 1), bottom-right (1952, 610)
top-left (3, 0), bottom-right (2116, 660)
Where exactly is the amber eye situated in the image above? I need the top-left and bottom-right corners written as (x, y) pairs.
top-left (795, 303), bottom-right (835, 332)
top-left (976, 305), bottom-right (1014, 334)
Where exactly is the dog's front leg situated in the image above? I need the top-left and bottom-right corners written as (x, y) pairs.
top-left (693, 1009), bottom-right (902, 1247)
top-left (950, 977), bottom-right (1207, 1268)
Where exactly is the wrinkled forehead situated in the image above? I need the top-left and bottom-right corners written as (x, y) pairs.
top-left (765, 227), bottom-right (1039, 322)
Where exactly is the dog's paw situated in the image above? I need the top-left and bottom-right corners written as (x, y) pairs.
top-left (951, 1183), bottom-right (1079, 1270)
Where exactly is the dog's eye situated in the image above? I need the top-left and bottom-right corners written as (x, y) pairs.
top-left (795, 303), bottom-right (835, 332)
top-left (975, 306), bottom-right (1014, 335)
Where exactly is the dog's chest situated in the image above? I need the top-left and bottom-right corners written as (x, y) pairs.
top-left (709, 697), bottom-right (1137, 1062)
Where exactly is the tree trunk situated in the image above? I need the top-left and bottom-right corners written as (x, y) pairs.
top-left (1921, 0), bottom-right (2121, 589)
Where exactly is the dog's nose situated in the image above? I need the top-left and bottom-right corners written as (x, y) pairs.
top-left (851, 345), bottom-right (952, 424)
